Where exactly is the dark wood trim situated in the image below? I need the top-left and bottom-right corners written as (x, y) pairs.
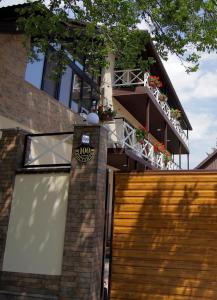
top-left (108, 171), bottom-right (116, 300)
top-left (16, 167), bottom-right (71, 174)
top-left (144, 86), bottom-right (189, 153)
top-left (113, 86), bottom-right (190, 154)
top-left (179, 142), bottom-right (182, 168)
top-left (164, 122), bottom-right (168, 149)
top-left (146, 98), bottom-right (150, 131)
top-left (100, 170), bottom-right (109, 300)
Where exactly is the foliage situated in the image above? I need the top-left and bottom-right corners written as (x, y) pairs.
top-left (135, 127), bottom-right (148, 144)
top-left (163, 151), bottom-right (172, 164)
top-left (97, 104), bottom-right (116, 121)
top-left (16, 0), bottom-right (217, 74)
top-left (154, 142), bottom-right (172, 164)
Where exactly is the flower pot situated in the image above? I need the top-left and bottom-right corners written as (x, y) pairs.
top-left (100, 114), bottom-right (114, 122)
top-left (148, 81), bottom-right (157, 88)
top-left (159, 94), bottom-right (167, 102)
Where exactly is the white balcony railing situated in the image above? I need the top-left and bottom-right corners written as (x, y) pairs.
top-left (105, 118), bottom-right (180, 170)
top-left (113, 69), bottom-right (188, 146)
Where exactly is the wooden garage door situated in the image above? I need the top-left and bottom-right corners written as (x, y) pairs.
top-left (110, 172), bottom-right (217, 300)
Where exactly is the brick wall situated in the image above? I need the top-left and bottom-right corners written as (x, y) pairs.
top-left (0, 126), bottom-right (108, 300)
top-left (0, 34), bottom-right (27, 78)
top-left (60, 125), bottom-right (108, 300)
top-left (0, 33), bottom-right (83, 133)
top-left (0, 272), bottom-right (60, 300)
top-left (0, 129), bottom-right (26, 269)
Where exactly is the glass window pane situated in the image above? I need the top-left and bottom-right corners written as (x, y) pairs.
top-left (71, 74), bottom-right (82, 101)
top-left (42, 56), bottom-right (57, 98)
top-left (59, 66), bottom-right (72, 107)
top-left (82, 81), bottom-right (92, 111)
top-left (71, 74), bottom-right (82, 113)
top-left (25, 48), bottom-right (45, 89)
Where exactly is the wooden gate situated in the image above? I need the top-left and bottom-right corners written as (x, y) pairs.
top-left (110, 171), bottom-right (217, 300)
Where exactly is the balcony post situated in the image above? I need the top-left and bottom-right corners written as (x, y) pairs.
top-left (146, 98), bottom-right (150, 132)
top-left (179, 141), bottom-right (182, 168)
top-left (164, 122), bottom-right (168, 149)
top-left (187, 153), bottom-right (190, 170)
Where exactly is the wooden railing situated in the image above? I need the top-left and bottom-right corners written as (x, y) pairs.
top-left (113, 69), bottom-right (188, 147)
top-left (105, 118), bottom-right (180, 170)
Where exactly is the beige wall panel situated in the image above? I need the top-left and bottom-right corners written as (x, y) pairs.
top-left (113, 98), bottom-right (143, 129)
top-left (0, 115), bottom-right (27, 133)
top-left (3, 173), bottom-right (69, 275)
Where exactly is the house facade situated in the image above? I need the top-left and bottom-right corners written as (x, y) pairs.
top-left (196, 149), bottom-right (217, 170)
top-left (0, 3), bottom-right (192, 300)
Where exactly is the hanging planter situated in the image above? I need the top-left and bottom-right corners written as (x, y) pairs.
top-left (154, 142), bottom-right (165, 154)
top-left (163, 151), bottom-right (172, 165)
top-left (171, 108), bottom-right (181, 120)
top-left (159, 93), bottom-right (168, 102)
top-left (148, 75), bottom-right (163, 88)
top-left (135, 127), bottom-right (148, 144)
top-left (97, 105), bottom-right (117, 122)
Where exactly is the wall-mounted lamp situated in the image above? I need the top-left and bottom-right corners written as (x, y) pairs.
top-left (86, 112), bottom-right (99, 124)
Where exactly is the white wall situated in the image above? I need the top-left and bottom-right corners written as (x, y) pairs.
top-left (3, 173), bottom-right (69, 275)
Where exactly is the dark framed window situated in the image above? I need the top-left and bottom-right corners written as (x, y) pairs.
top-left (59, 66), bottom-right (73, 107)
top-left (25, 47), bottom-right (100, 113)
top-left (70, 73), bottom-right (82, 113)
top-left (41, 53), bottom-right (59, 98)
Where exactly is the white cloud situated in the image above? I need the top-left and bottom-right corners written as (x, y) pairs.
top-left (188, 112), bottom-right (217, 141)
top-left (163, 54), bottom-right (217, 103)
top-left (163, 53), bottom-right (217, 168)
top-left (193, 72), bottom-right (217, 99)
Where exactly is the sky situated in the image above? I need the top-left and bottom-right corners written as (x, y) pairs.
top-left (163, 53), bottom-right (217, 169)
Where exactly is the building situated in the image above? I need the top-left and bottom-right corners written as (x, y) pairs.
top-left (196, 148), bottom-right (217, 170)
top-left (0, 2), bottom-right (192, 300)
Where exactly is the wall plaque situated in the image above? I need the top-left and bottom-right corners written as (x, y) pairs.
top-left (74, 144), bottom-right (95, 163)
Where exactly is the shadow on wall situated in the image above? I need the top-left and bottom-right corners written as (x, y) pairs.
top-left (2, 173), bottom-right (69, 276)
top-left (111, 172), bottom-right (217, 299)
top-left (0, 131), bottom-right (23, 267)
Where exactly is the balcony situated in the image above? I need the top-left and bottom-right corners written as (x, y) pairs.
top-left (105, 118), bottom-right (180, 170)
top-left (113, 69), bottom-right (188, 146)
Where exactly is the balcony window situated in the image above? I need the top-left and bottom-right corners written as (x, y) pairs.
top-left (82, 81), bottom-right (92, 111)
top-left (25, 50), bottom-right (45, 89)
top-left (71, 74), bottom-right (82, 113)
top-left (42, 55), bottom-right (58, 98)
top-left (25, 47), bottom-right (99, 114)
top-left (59, 66), bottom-right (73, 107)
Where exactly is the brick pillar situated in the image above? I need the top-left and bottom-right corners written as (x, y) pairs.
top-left (60, 125), bottom-right (108, 300)
top-left (0, 128), bottom-right (27, 270)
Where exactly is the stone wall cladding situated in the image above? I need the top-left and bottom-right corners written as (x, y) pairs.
top-left (0, 126), bottom-right (108, 300)
top-left (0, 129), bottom-right (61, 300)
top-left (0, 129), bottom-right (27, 269)
top-left (0, 272), bottom-right (60, 299)
top-left (0, 33), bottom-right (83, 133)
top-left (60, 125), bottom-right (108, 300)
top-left (0, 34), bottom-right (27, 78)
